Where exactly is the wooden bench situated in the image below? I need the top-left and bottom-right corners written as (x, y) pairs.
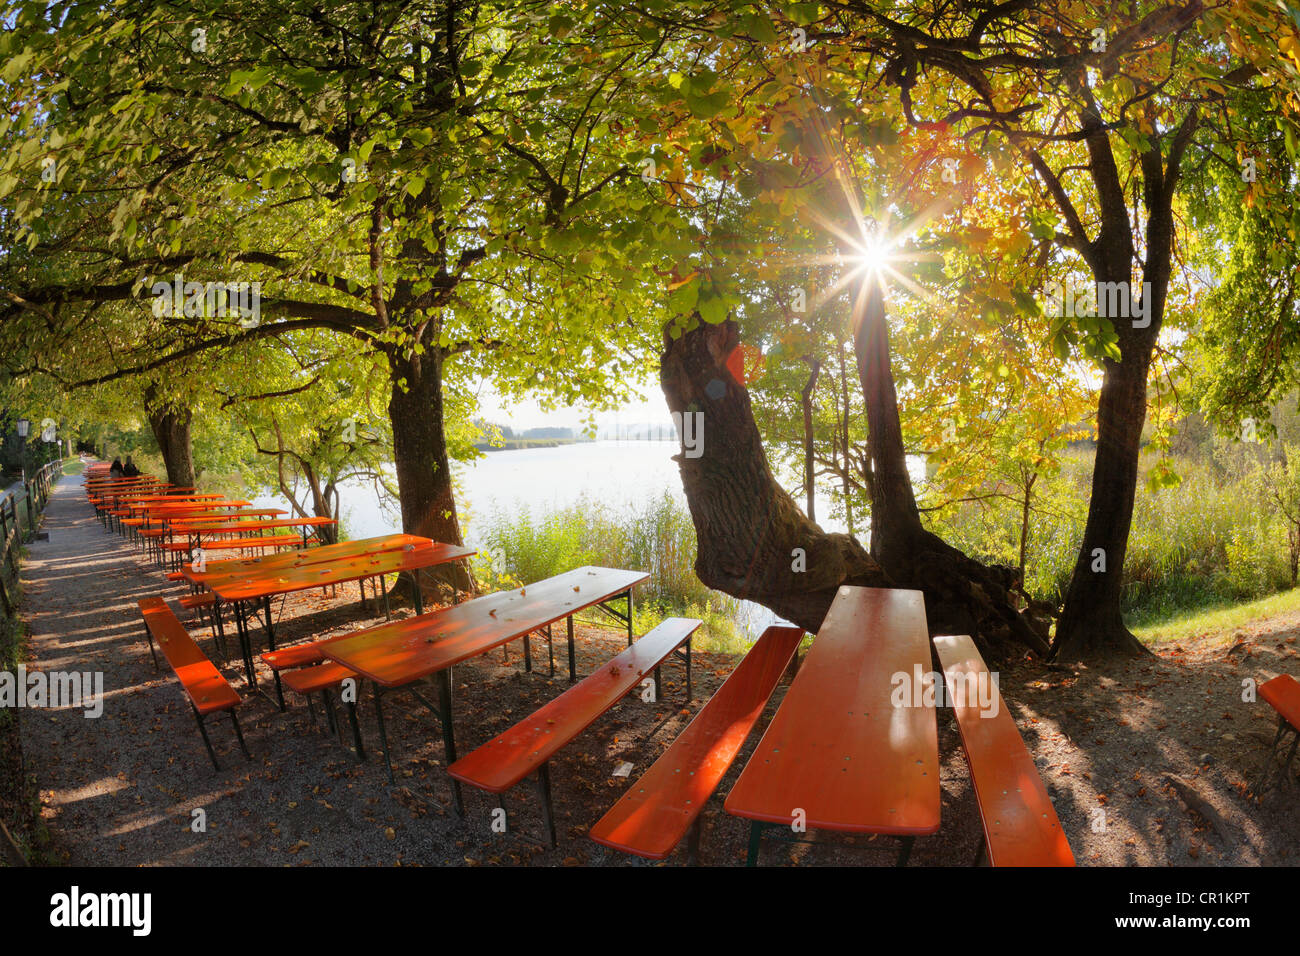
top-left (448, 617), bottom-right (701, 845)
top-left (137, 597), bottom-right (249, 770)
top-left (281, 662), bottom-right (366, 761)
top-left (319, 565), bottom-right (646, 799)
top-left (259, 642), bottom-right (328, 711)
top-left (932, 634), bottom-right (1074, 866)
top-left (1253, 673), bottom-right (1300, 799)
top-left (589, 624), bottom-right (802, 860)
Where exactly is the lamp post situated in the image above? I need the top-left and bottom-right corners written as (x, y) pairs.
top-left (15, 418), bottom-right (29, 485)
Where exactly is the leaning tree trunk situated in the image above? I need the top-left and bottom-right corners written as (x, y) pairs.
top-left (660, 319), bottom-right (889, 632)
top-left (661, 313), bottom-right (1049, 659)
top-left (144, 389), bottom-right (196, 487)
top-left (386, 345), bottom-right (472, 594)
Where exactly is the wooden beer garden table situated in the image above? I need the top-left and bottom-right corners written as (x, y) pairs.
top-left (184, 539), bottom-right (476, 688)
top-left (724, 586), bottom-right (940, 866)
top-left (183, 533), bottom-right (435, 584)
top-left (170, 515), bottom-right (337, 552)
top-left (136, 504), bottom-right (286, 567)
top-left (319, 565), bottom-right (647, 802)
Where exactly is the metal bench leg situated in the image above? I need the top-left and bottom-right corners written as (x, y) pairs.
top-left (523, 629), bottom-right (532, 673)
top-left (208, 608), bottom-right (230, 665)
top-left (436, 669), bottom-right (464, 816)
top-left (232, 602), bottom-right (256, 688)
top-left (344, 699), bottom-right (365, 763)
top-left (547, 623), bottom-right (554, 677)
top-left (409, 569), bottom-right (424, 614)
top-left (745, 821), bottom-right (764, 867)
top-left (213, 599), bottom-right (229, 663)
top-left (537, 762), bottom-right (557, 848)
top-left (192, 705), bottom-right (221, 771)
top-left (374, 685), bottom-right (395, 784)
top-left (896, 836), bottom-right (915, 867)
top-left (1281, 730), bottom-right (1300, 790)
top-left (1253, 717), bottom-right (1289, 800)
top-left (567, 615), bottom-right (576, 681)
top-left (321, 690), bottom-right (338, 735)
top-left (686, 815), bottom-right (703, 864)
top-left (141, 623), bottom-right (159, 672)
top-left (230, 710), bottom-right (250, 760)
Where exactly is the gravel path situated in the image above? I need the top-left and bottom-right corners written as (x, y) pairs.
top-left (15, 471), bottom-right (1300, 867)
top-left (16, 472), bottom-right (739, 866)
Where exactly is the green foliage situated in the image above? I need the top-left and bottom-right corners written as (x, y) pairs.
top-left (471, 492), bottom-right (743, 649)
top-left (935, 440), bottom-right (1294, 627)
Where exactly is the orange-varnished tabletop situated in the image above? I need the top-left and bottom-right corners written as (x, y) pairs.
top-left (724, 586), bottom-right (939, 836)
top-left (321, 566), bottom-right (647, 688)
top-left (183, 533), bottom-right (434, 585)
top-left (205, 542), bottom-right (475, 602)
top-left (170, 516), bottom-right (336, 536)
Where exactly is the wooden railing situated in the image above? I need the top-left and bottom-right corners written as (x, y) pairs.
top-left (0, 459), bottom-right (63, 617)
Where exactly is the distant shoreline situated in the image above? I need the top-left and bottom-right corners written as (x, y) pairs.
top-left (473, 438), bottom-right (576, 451)
top-left (473, 437), bottom-right (680, 452)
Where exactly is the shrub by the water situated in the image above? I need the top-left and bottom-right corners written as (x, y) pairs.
top-left (470, 493), bottom-right (746, 650)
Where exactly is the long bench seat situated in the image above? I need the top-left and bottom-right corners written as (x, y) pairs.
top-left (137, 596), bottom-right (249, 770)
top-left (448, 617), bottom-right (700, 845)
top-left (932, 634), bottom-right (1074, 866)
top-left (589, 624), bottom-right (802, 860)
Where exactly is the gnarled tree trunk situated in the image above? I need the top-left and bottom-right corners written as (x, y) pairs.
top-left (144, 386), bottom-right (196, 487)
top-left (662, 307), bottom-right (1050, 659)
top-left (1052, 347), bottom-right (1153, 661)
top-left (386, 345), bottom-right (472, 594)
top-left (660, 320), bottom-right (889, 632)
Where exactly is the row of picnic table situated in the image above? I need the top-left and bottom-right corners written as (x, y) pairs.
top-left (86, 468), bottom-right (1078, 866)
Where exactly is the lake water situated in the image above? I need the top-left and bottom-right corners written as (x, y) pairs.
top-left (253, 440), bottom-right (855, 541)
top-left (249, 440), bottom-right (911, 636)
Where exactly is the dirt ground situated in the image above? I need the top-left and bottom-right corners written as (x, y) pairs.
top-left (13, 471), bottom-right (1300, 866)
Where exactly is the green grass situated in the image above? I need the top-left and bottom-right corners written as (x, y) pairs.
top-left (470, 492), bottom-right (747, 652)
top-left (1131, 586), bottom-right (1300, 647)
top-left (60, 459), bottom-right (84, 476)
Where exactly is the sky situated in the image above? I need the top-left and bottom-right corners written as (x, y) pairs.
top-left (473, 375), bottom-right (674, 432)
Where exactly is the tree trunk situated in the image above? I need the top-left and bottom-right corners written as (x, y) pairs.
top-left (1050, 112), bottom-right (1195, 662)
top-left (850, 277), bottom-right (1051, 658)
top-left (1018, 471), bottom-right (1036, 584)
top-left (836, 340), bottom-right (855, 534)
top-left (144, 388), bottom-right (196, 487)
top-left (660, 319), bottom-right (889, 633)
top-left (801, 358), bottom-right (820, 521)
top-left (661, 315), bottom-right (1049, 658)
top-left (386, 346), bottom-right (471, 594)
top-left (1052, 348), bottom-right (1153, 660)
top-left (854, 276), bottom-right (922, 562)
top-left (292, 458), bottom-right (340, 546)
